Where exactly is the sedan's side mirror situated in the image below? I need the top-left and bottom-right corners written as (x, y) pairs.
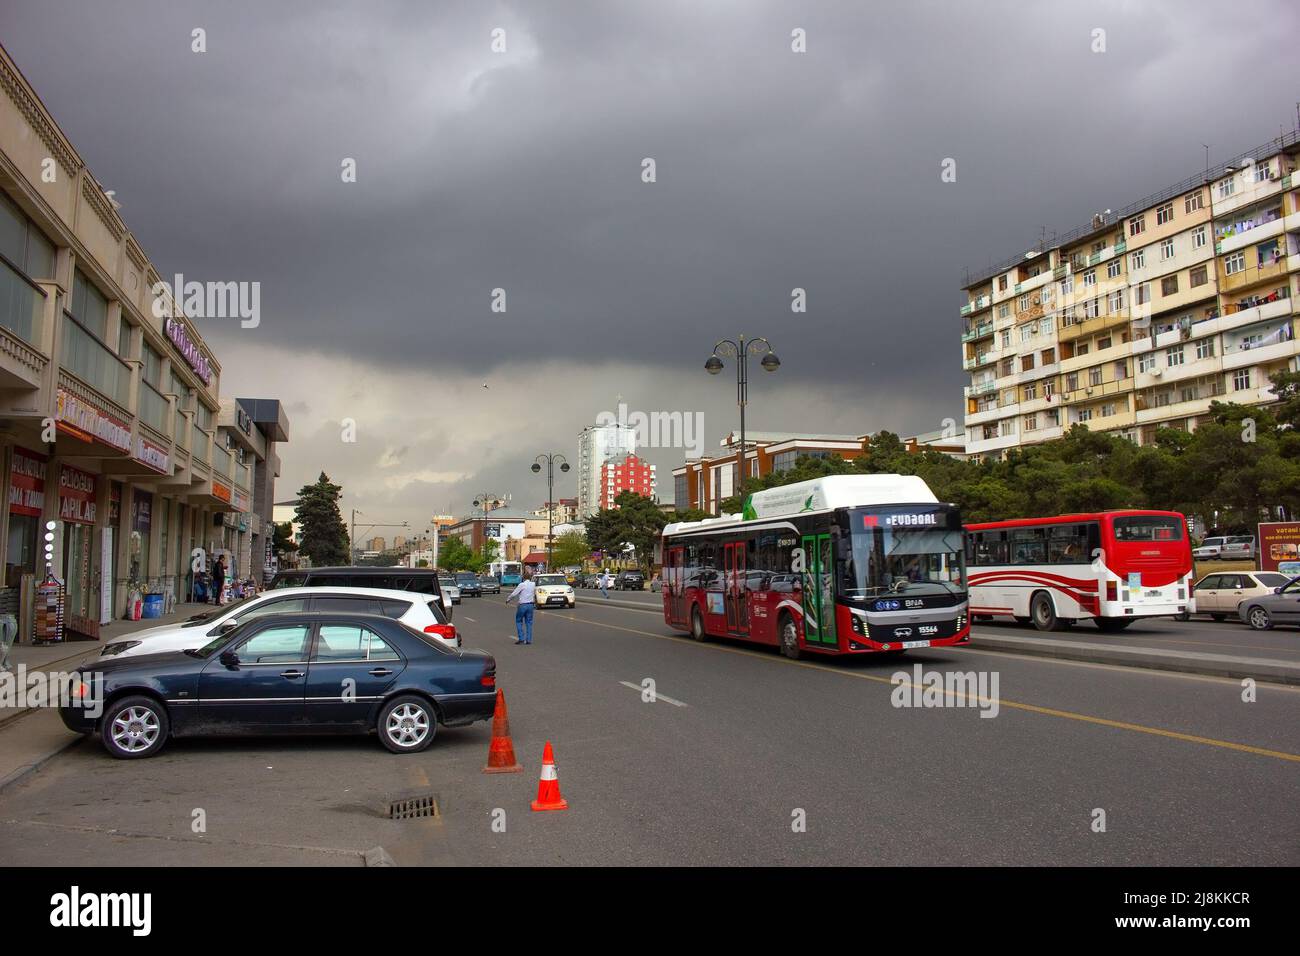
top-left (219, 650), bottom-right (240, 668)
top-left (220, 619), bottom-right (239, 632)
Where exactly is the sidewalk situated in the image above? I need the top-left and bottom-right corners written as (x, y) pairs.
top-left (0, 601), bottom-right (214, 792)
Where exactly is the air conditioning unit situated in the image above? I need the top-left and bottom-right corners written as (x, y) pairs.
top-left (1152, 368), bottom-right (1163, 377)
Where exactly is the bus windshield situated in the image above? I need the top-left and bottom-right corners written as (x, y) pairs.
top-left (843, 526), bottom-right (965, 599)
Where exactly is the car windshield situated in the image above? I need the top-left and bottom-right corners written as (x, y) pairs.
top-left (536, 575), bottom-right (567, 586)
top-left (181, 594), bottom-right (260, 627)
top-left (843, 525), bottom-right (966, 599)
top-left (455, 573), bottom-right (476, 582)
top-left (1113, 516), bottom-right (1184, 541)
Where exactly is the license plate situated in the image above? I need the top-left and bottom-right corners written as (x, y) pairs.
top-left (1145, 589), bottom-right (1161, 597)
top-left (549, 598), bottom-right (566, 605)
top-left (902, 640), bottom-right (931, 649)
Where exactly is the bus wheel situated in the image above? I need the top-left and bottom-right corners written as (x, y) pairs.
top-left (1030, 592), bottom-right (1062, 632)
top-left (1173, 611), bottom-right (1191, 622)
top-left (690, 607), bottom-right (708, 642)
top-left (1094, 617), bottom-right (1132, 632)
top-left (779, 615), bottom-right (802, 660)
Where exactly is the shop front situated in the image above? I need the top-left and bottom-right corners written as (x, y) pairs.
top-left (58, 463), bottom-right (99, 640)
top-left (6, 447), bottom-right (46, 588)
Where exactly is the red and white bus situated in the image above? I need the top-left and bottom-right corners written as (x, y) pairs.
top-left (964, 510), bottom-right (1194, 632)
top-left (661, 475), bottom-right (969, 658)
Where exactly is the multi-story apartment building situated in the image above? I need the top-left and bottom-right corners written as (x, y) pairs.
top-left (960, 128), bottom-right (1300, 459)
top-left (598, 453), bottom-right (656, 509)
top-left (218, 397), bottom-right (289, 586)
top-left (532, 497), bottom-right (578, 525)
top-left (577, 420), bottom-right (636, 517)
top-left (0, 45), bottom-right (287, 640)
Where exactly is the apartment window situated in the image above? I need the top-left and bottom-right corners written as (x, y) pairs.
top-left (1002, 389), bottom-right (1016, 406)
top-left (1108, 290), bottom-right (1124, 312)
top-left (1023, 382), bottom-right (1037, 400)
top-left (1107, 259), bottom-right (1121, 279)
top-left (1185, 190), bottom-right (1205, 214)
top-left (1135, 283), bottom-right (1150, 305)
top-left (1066, 373), bottom-right (1079, 391)
top-left (141, 343), bottom-right (162, 388)
top-left (1001, 358), bottom-right (1014, 376)
top-left (999, 419), bottom-right (1015, 437)
top-left (1256, 239), bottom-right (1280, 266)
top-left (1192, 225), bottom-right (1206, 249)
top-left (69, 269), bottom-right (110, 341)
top-left (1025, 414), bottom-right (1038, 431)
top-left (1101, 403), bottom-right (1117, 417)
top-left (1156, 203), bottom-right (1174, 225)
top-left (1190, 264), bottom-right (1208, 287)
top-left (998, 275), bottom-right (1008, 291)
top-left (1001, 330), bottom-right (1011, 348)
top-left (998, 303), bottom-right (1010, 319)
top-left (1161, 275), bottom-right (1179, 296)
top-left (1114, 360), bottom-right (1129, 380)
top-left (1076, 342), bottom-right (1090, 356)
top-left (1021, 353), bottom-right (1036, 371)
top-left (1044, 381), bottom-right (1055, 399)
top-left (1195, 338), bottom-right (1214, 360)
top-left (1097, 336), bottom-right (1112, 351)
top-left (1041, 348), bottom-right (1056, 365)
top-left (1166, 345), bottom-right (1184, 367)
top-left (1138, 353), bottom-right (1156, 373)
top-left (1129, 216), bottom-right (1146, 237)
top-left (1041, 315), bottom-right (1054, 334)
top-left (1060, 276), bottom-right (1073, 295)
top-left (1254, 161), bottom-right (1271, 182)
top-left (1083, 298), bottom-right (1100, 319)
top-left (1130, 249), bottom-right (1145, 270)
top-left (1224, 251), bottom-right (1246, 275)
top-left (1179, 386), bottom-right (1197, 403)
top-left (1078, 408), bottom-right (1093, 422)
top-left (1233, 368), bottom-right (1251, 391)
top-left (1019, 324), bottom-right (1033, 343)
top-left (1157, 240), bottom-right (1173, 262)
top-left (1083, 269), bottom-right (1096, 287)
top-left (1089, 367), bottom-right (1103, 386)
top-left (1218, 177), bottom-right (1236, 199)
top-left (1017, 294), bottom-right (1030, 312)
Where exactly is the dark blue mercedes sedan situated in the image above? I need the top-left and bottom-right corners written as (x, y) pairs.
top-left (60, 612), bottom-right (497, 759)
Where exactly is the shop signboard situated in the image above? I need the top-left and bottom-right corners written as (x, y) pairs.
top-left (1258, 522), bottom-right (1300, 576)
top-left (9, 447), bottom-right (47, 517)
top-left (55, 388), bottom-right (131, 452)
top-left (134, 436), bottom-right (170, 474)
top-left (58, 465), bottom-right (97, 524)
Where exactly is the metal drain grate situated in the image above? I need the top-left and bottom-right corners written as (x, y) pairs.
top-left (387, 794), bottom-right (440, 820)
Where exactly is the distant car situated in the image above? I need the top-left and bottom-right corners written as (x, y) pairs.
top-left (479, 574), bottom-right (501, 594)
top-left (1238, 575), bottom-right (1300, 630)
top-left (1193, 536), bottom-right (1229, 560)
top-left (455, 572), bottom-right (482, 597)
top-left (99, 586), bottom-right (458, 659)
top-left (60, 611), bottom-right (497, 759)
top-left (1183, 571), bottom-right (1292, 621)
top-left (438, 575), bottom-right (462, 604)
top-left (614, 570), bottom-right (645, 591)
top-left (534, 573), bottom-right (576, 609)
top-left (1221, 536), bottom-right (1256, 561)
top-left (268, 567), bottom-right (444, 605)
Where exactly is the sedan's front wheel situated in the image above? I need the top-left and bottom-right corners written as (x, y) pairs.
top-left (101, 695), bottom-right (169, 759)
top-left (378, 695), bottom-right (436, 753)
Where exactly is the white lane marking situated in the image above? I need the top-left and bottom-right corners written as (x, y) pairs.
top-left (462, 617), bottom-right (476, 623)
top-left (619, 680), bottom-right (687, 707)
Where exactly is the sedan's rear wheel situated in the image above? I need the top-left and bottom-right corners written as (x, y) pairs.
top-left (1247, 606), bottom-right (1273, 631)
top-left (101, 695), bottom-right (168, 759)
top-left (378, 695), bottom-right (436, 753)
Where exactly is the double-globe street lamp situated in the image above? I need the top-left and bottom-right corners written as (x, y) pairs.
top-left (531, 454), bottom-right (570, 571)
top-left (705, 335), bottom-right (780, 499)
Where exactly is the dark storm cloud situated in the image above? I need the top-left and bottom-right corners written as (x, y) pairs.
top-left (3, 0), bottom-right (1298, 520)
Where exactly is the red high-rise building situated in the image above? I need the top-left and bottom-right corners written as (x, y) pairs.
top-left (599, 454), bottom-right (657, 509)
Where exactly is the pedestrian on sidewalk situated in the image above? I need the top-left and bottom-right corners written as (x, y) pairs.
top-left (211, 555), bottom-right (226, 605)
top-left (0, 613), bottom-right (16, 672)
top-left (506, 570), bottom-right (536, 645)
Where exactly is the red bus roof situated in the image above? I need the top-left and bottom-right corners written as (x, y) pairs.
top-left (966, 510), bottom-right (1187, 531)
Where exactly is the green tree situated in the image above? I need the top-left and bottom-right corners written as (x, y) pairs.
top-left (585, 492), bottom-right (668, 573)
top-left (271, 521), bottom-right (299, 560)
top-left (438, 538), bottom-right (475, 572)
top-left (294, 473), bottom-right (349, 566)
top-left (549, 530), bottom-right (590, 568)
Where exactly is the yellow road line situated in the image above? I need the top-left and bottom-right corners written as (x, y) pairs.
top-left (553, 613), bottom-right (1300, 764)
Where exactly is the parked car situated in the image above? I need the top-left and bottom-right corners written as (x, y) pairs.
top-left (1238, 576), bottom-right (1300, 630)
top-left (479, 574), bottom-right (501, 594)
top-left (100, 586), bottom-right (458, 660)
top-left (268, 567), bottom-right (444, 604)
top-left (1182, 571), bottom-right (1292, 621)
top-left (438, 574), bottom-right (461, 604)
top-left (614, 570), bottom-right (645, 591)
top-left (61, 612), bottom-right (496, 759)
top-left (534, 573), bottom-right (576, 609)
top-left (1221, 536), bottom-right (1256, 561)
top-left (455, 572), bottom-right (482, 597)
top-left (1193, 536), bottom-right (1229, 560)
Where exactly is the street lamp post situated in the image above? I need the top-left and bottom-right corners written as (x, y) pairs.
top-left (705, 335), bottom-right (780, 504)
top-left (531, 454), bottom-right (570, 571)
top-left (471, 493), bottom-right (503, 569)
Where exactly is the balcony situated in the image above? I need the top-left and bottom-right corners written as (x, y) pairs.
top-left (964, 380), bottom-right (997, 397)
top-left (963, 351), bottom-right (995, 371)
top-left (1059, 377), bottom-right (1134, 404)
top-left (960, 303), bottom-right (972, 316)
top-left (211, 443), bottom-right (232, 480)
top-left (961, 321), bottom-right (994, 342)
top-left (1220, 257), bottom-right (1287, 294)
top-left (1216, 216), bottom-right (1285, 256)
top-left (1057, 311), bottom-right (1130, 342)
top-left (59, 313), bottom-right (130, 408)
top-left (0, 255), bottom-right (45, 357)
top-left (138, 381), bottom-right (170, 435)
top-left (1221, 331), bottom-right (1297, 371)
top-left (191, 424), bottom-right (209, 464)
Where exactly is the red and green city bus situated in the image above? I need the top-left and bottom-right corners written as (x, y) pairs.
top-left (964, 510), bottom-right (1194, 631)
top-left (661, 475), bottom-right (969, 658)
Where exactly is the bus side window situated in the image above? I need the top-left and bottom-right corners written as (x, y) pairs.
top-left (966, 532), bottom-right (982, 566)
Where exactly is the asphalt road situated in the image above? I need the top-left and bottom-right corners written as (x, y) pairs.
top-left (1, 594), bottom-right (1296, 866)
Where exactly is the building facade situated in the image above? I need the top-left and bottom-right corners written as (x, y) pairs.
top-left (0, 45), bottom-right (286, 640)
top-left (598, 453), bottom-right (656, 509)
top-left (960, 129), bottom-right (1300, 459)
top-left (577, 421), bottom-right (636, 517)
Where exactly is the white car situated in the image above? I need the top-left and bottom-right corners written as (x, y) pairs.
top-left (99, 586), bottom-right (458, 660)
top-left (438, 576), bottom-right (462, 604)
top-left (534, 573), bottom-right (576, 609)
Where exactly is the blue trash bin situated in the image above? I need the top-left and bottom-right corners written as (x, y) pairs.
top-left (141, 594), bottom-right (164, 619)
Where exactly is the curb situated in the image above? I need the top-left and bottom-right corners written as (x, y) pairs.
top-left (0, 713), bottom-right (85, 795)
top-left (362, 846), bottom-right (396, 867)
top-left (968, 633), bottom-right (1300, 685)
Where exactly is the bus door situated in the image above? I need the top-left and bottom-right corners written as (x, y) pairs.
top-left (666, 546), bottom-right (686, 627)
top-left (800, 533), bottom-right (837, 646)
top-left (724, 542), bottom-right (748, 634)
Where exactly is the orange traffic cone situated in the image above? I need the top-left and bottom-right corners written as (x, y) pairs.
top-left (530, 740), bottom-right (568, 811)
top-left (482, 689), bottom-right (523, 773)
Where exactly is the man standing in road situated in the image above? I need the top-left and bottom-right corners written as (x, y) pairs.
top-left (506, 570), bottom-right (536, 645)
top-left (600, 569), bottom-right (610, 599)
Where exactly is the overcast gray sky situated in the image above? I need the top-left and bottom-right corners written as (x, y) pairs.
top-left (4, 0), bottom-right (1298, 530)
